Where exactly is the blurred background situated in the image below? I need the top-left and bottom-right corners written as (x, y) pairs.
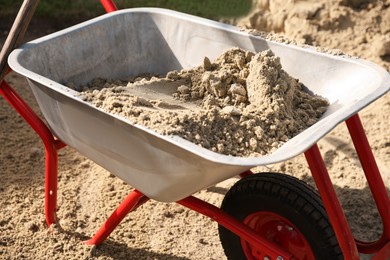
top-left (0, 0), bottom-right (254, 44)
top-left (0, 0), bottom-right (253, 25)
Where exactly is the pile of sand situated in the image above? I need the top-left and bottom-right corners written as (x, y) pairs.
top-left (78, 48), bottom-right (328, 157)
top-left (237, 0), bottom-right (390, 64)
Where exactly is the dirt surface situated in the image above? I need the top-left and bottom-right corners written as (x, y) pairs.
top-left (1, 1), bottom-right (389, 259)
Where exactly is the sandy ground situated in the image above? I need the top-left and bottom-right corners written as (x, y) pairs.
top-left (1, 0), bottom-right (389, 259)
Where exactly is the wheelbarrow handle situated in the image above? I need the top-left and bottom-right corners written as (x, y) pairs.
top-left (0, 0), bottom-right (40, 82)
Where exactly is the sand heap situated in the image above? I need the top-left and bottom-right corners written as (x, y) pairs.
top-left (237, 0), bottom-right (390, 68)
top-left (77, 48), bottom-right (328, 157)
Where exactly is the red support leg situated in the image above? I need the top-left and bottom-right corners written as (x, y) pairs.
top-left (100, 0), bottom-right (118, 13)
top-left (84, 189), bottom-right (149, 246)
top-left (345, 114), bottom-right (390, 254)
top-left (177, 196), bottom-right (293, 259)
top-left (0, 80), bottom-right (65, 227)
top-left (304, 144), bottom-right (360, 260)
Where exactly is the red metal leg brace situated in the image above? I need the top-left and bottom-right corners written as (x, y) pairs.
top-left (178, 196), bottom-right (294, 260)
top-left (304, 144), bottom-right (360, 260)
top-left (84, 189), bottom-right (149, 246)
top-left (345, 114), bottom-right (390, 254)
top-left (1, 80), bottom-right (66, 226)
top-left (305, 113), bottom-right (390, 259)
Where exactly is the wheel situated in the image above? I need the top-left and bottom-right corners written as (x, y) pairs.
top-left (218, 172), bottom-right (343, 260)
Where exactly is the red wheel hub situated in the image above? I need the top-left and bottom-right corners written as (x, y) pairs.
top-left (242, 211), bottom-right (315, 260)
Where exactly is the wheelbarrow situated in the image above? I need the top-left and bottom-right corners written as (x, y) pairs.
top-left (1, 0), bottom-right (389, 259)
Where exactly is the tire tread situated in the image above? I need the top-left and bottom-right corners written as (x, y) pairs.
top-left (219, 172), bottom-right (343, 259)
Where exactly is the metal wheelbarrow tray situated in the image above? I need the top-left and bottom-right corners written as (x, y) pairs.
top-left (8, 8), bottom-right (390, 203)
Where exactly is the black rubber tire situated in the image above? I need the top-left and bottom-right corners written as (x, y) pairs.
top-left (218, 172), bottom-right (343, 260)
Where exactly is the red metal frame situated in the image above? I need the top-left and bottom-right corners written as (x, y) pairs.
top-left (304, 114), bottom-right (390, 259)
top-left (1, 0), bottom-right (388, 258)
top-left (346, 114), bottom-right (390, 253)
top-left (177, 196), bottom-right (293, 259)
top-left (304, 144), bottom-right (360, 259)
top-left (84, 189), bottom-right (149, 246)
top-left (0, 79), bottom-right (66, 227)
